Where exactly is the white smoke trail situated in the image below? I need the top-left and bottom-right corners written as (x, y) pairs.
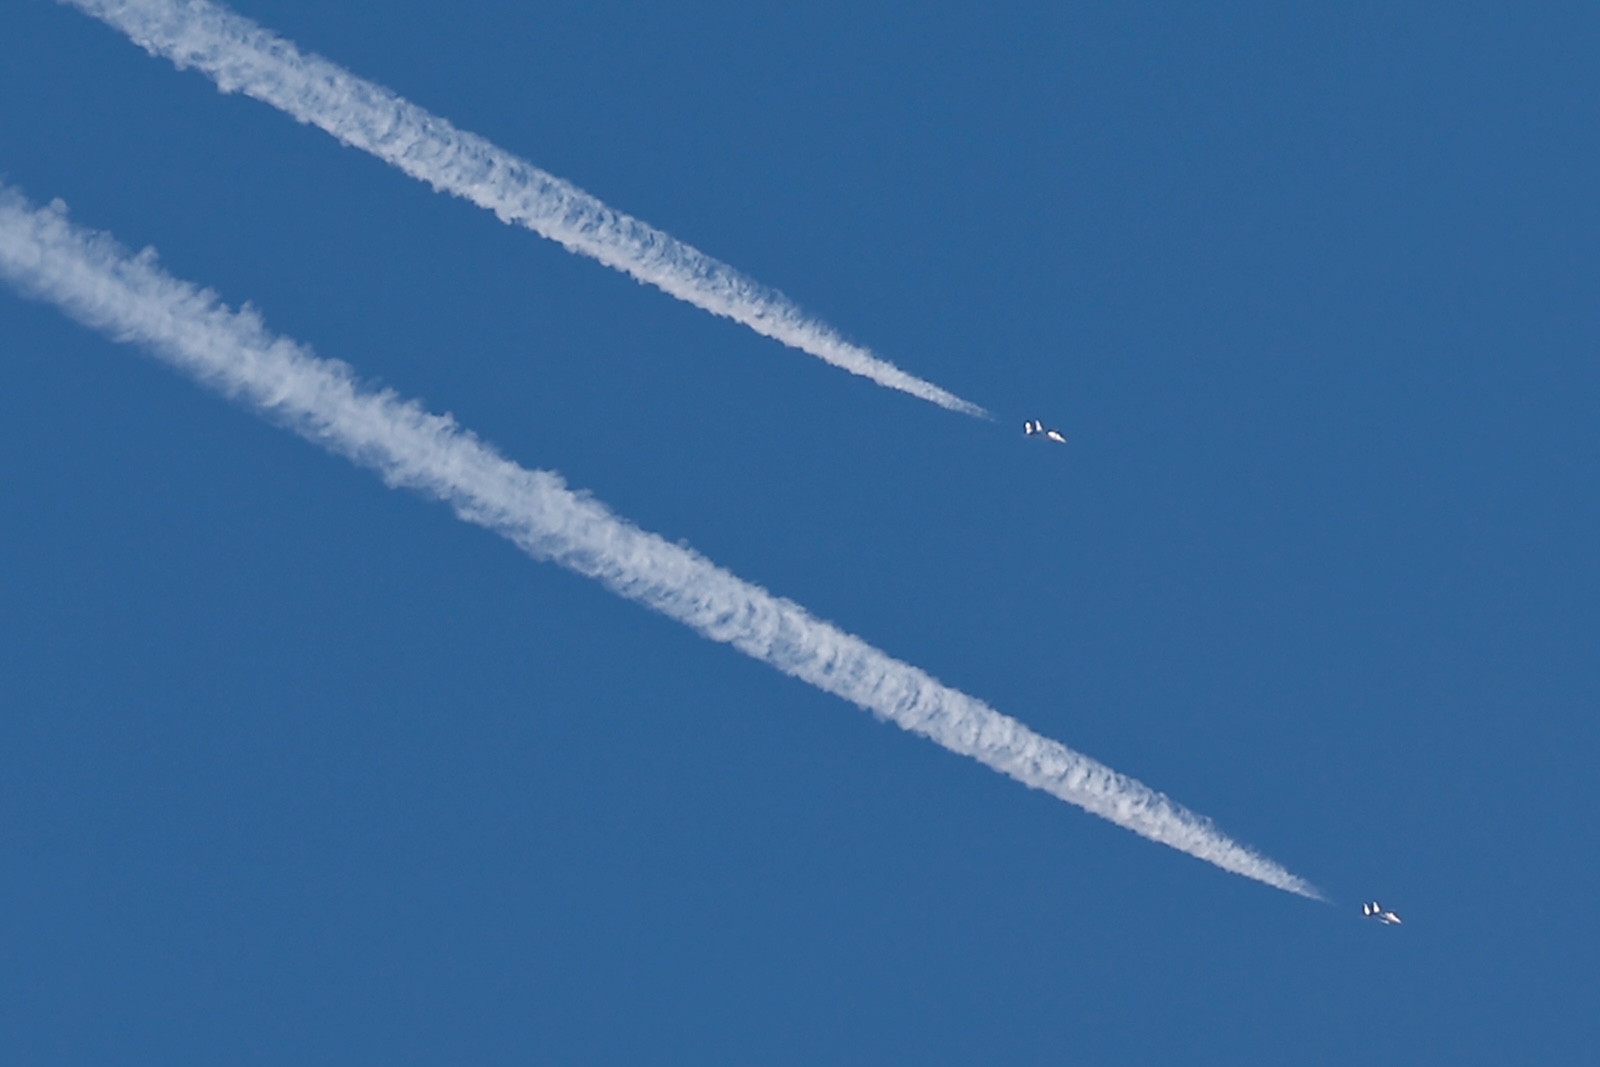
top-left (59, 0), bottom-right (986, 418)
top-left (0, 186), bottom-right (1316, 897)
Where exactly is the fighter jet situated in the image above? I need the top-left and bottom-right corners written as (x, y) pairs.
top-left (1023, 419), bottom-right (1068, 444)
top-left (1362, 901), bottom-right (1402, 925)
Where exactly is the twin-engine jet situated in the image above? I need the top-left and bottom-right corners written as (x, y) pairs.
top-left (1023, 419), bottom-right (1067, 444)
top-left (1362, 901), bottom-right (1402, 925)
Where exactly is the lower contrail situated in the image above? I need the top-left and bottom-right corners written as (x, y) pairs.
top-left (60, 0), bottom-right (986, 419)
top-left (0, 185), bottom-right (1317, 898)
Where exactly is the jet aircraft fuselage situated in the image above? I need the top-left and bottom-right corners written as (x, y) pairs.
top-left (1023, 419), bottom-right (1067, 444)
top-left (1362, 901), bottom-right (1402, 925)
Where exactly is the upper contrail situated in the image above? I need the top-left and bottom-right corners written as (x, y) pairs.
top-left (59, 0), bottom-right (986, 418)
top-left (0, 185), bottom-right (1316, 898)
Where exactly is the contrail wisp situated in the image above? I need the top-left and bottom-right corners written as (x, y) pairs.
top-left (0, 186), bottom-right (1316, 897)
top-left (60, 0), bottom-right (986, 418)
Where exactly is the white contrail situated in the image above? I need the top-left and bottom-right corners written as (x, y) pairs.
top-left (59, 0), bottom-right (986, 419)
top-left (0, 186), bottom-right (1316, 897)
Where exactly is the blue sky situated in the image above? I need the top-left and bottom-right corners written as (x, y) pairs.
top-left (3, 0), bottom-right (1598, 1062)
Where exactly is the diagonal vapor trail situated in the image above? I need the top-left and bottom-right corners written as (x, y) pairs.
top-left (0, 185), bottom-right (1317, 898)
top-left (60, 0), bottom-right (986, 418)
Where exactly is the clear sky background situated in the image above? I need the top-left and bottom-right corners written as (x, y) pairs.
top-left (2, 1), bottom-right (1597, 1062)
